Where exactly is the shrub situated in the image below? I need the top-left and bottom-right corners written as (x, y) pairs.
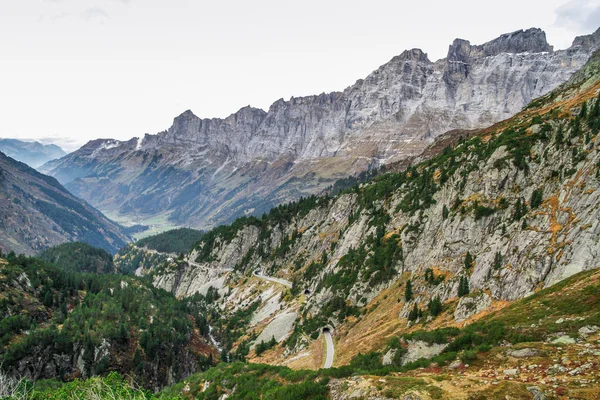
top-left (460, 350), bottom-right (477, 364)
top-left (474, 205), bottom-right (495, 220)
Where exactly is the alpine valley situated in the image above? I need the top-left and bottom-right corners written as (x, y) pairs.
top-left (2, 26), bottom-right (600, 400)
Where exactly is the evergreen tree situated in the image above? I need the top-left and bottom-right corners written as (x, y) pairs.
top-left (404, 280), bottom-right (413, 302)
top-left (428, 297), bottom-right (443, 316)
top-left (43, 289), bottom-right (53, 307)
top-left (464, 252), bottom-right (473, 270)
top-left (580, 101), bottom-right (588, 118)
top-left (513, 198), bottom-right (527, 221)
top-left (408, 303), bottom-right (421, 321)
top-left (555, 125), bottom-right (564, 147)
top-left (493, 252), bottom-right (503, 270)
top-left (133, 348), bottom-right (143, 374)
top-left (442, 205), bottom-right (449, 220)
top-left (458, 277), bottom-right (470, 297)
top-left (530, 189), bottom-right (544, 209)
top-left (424, 268), bottom-right (435, 284)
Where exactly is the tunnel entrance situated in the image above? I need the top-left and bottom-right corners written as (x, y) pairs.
top-left (254, 269), bottom-right (261, 275)
top-left (303, 289), bottom-right (311, 295)
top-left (322, 327), bottom-right (331, 333)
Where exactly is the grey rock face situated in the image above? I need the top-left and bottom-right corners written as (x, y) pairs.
top-left (41, 28), bottom-right (600, 230)
top-left (454, 292), bottom-right (492, 322)
top-left (508, 348), bottom-right (540, 358)
top-left (527, 386), bottom-right (547, 400)
top-left (401, 341), bottom-right (448, 365)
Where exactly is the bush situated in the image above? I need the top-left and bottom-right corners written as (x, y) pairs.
top-left (460, 350), bottom-right (477, 364)
top-left (474, 205), bottom-right (495, 220)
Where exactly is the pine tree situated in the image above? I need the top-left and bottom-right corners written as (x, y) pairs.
top-left (580, 101), bottom-right (588, 118)
top-left (530, 189), bottom-right (544, 209)
top-left (513, 198), bottom-right (527, 221)
top-left (43, 289), bottom-right (53, 308)
top-left (458, 277), bottom-right (470, 297)
top-left (493, 252), bottom-right (503, 270)
top-left (133, 348), bottom-right (144, 374)
top-left (428, 297), bottom-right (443, 316)
top-left (464, 252), bottom-right (473, 270)
top-left (408, 303), bottom-right (421, 321)
top-left (404, 280), bottom-right (413, 302)
top-left (424, 268), bottom-right (435, 284)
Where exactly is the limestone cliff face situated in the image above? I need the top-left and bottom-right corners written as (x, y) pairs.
top-left (134, 51), bottom-right (600, 362)
top-left (42, 28), bottom-right (600, 230)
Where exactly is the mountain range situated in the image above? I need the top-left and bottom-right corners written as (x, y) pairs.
top-left (41, 27), bottom-right (600, 233)
top-left (0, 139), bottom-right (66, 169)
top-left (0, 151), bottom-right (130, 255)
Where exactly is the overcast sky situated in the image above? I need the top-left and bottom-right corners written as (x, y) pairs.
top-left (1, 0), bottom-right (599, 151)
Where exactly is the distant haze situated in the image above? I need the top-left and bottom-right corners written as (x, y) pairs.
top-left (1, 0), bottom-right (599, 151)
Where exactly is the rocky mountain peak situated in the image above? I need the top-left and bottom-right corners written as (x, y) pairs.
top-left (393, 48), bottom-right (431, 63)
top-left (232, 105), bottom-right (267, 120)
top-left (174, 109), bottom-right (199, 123)
top-left (447, 38), bottom-right (473, 61)
top-left (478, 27), bottom-right (553, 56)
top-left (572, 27), bottom-right (600, 51)
top-left (447, 28), bottom-right (552, 62)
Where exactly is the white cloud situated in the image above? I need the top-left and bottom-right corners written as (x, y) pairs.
top-left (81, 7), bottom-right (110, 21)
top-left (555, 0), bottom-right (600, 31)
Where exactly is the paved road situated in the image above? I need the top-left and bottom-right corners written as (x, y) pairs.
top-left (253, 272), bottom-right (293, 288)
top-left (323, 330), bottom-right (334, 369)
top-left (186, 259), bottom-right (233, 274)
top-left (134, 245), bottom-right (177, 258)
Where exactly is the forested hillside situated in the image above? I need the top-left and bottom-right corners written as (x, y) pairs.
top-left (136, 228), bottom-right (204, 255)
top-left (39, 242), bottom-right (116, 274)
top-left (0, 251), bottom-right (216, 391)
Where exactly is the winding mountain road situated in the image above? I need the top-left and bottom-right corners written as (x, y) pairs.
top-left (323, 330), bottom-right (334, 369)
top-left (253, 271), bottom-right (293, 288)
top-left (187, 259), bottom-right (233, 274)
